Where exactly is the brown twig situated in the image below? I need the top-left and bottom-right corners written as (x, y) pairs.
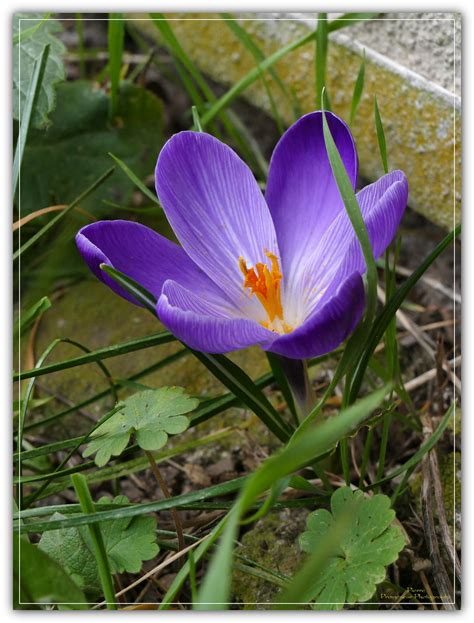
top-left (94, 536), bottom-right (208, 607)
top-left (421, 412), bottom-right (461, 585)
top-left (145, 450), bottom-right (185, 555)
top-left (419, 570), bottom-right (438, 610)
top-left (420, 413), bottom-right (456, 610)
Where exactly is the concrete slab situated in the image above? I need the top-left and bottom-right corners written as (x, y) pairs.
top-left (131, 13), bottom-right (460, 229)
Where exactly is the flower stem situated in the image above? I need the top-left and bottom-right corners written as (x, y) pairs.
top-left (278, 357), bottom-right (316, 421)
top-left (144, 450), bottom-right (185, 557)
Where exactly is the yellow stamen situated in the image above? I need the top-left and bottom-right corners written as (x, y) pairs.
top-left (239, 251), bottom-right (292, 334)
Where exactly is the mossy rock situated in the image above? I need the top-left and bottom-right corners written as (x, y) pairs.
top-left (409, 451), bottom-right (461, 551)
top-left (24, 279), bottom-right (273, 441)
top-left (232, 508), bottom-right (308, 609)
top-left (439, 451), bottom-right (461, 549)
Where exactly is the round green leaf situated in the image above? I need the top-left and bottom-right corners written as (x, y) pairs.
top-left (299, 487), bottom-right (406, 610)
top-left (39, 495), bottom-right (160, 597)
top-left (83, 387), bottom-right (198, 466)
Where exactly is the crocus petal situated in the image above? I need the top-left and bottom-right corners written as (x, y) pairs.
top-left (76, 220), bottom-right (234, 311)
top-left (283, 170), bottom-right (408, 325)
top-left (267, 272), bottom-right (365, 359)
top-left (331, 170), bottom-right (409, 281)
top-left (317, 170), bottom-right (408, 310)
top-left (265, 111), bottom-right (358, 291)
top-left (155, 131), bottom-right (279, 317)
top-left (157, 280), bottom-right (275, 353)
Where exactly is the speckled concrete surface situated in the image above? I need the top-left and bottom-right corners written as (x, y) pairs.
top-left (336, 12), bottom-right (461, 97)
top-left (130, 13), bottom-right (460, 229)
top-left (292, 12), bottom-right (461, 96)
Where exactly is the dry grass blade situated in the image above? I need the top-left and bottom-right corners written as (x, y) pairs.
top-left (393, 264), bottom-right (461, 304)
top-left (403, 356), bottom-right (460, 395)
top-left (377, 285), bottom-right (460, 391)
top-left (145, 450), bottom-right (185, 556)
top-left (13, 204), bottom-right (96, 231)
top-left (377, 285), bottom-right (435, 353)
top-left (420, 413), bottom-right (456, 610)
top-left (421, 414), bottom-right (461, 584)
top-left (94, 535), bottom-right (209, 607)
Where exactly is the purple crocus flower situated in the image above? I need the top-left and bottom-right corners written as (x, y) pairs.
top-left (76, 111), bottom-right (408, 360)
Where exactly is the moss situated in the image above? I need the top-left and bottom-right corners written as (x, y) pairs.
top-left (447, 407), bottom-right (461, 436)
top-left (409, 451), bottom-right (461, 550)
top-left (439, 451), bottom-right (461, 545)
top-left (232, 508), bottom-right (308, 608)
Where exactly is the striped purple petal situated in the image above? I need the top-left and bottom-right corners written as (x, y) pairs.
top-left (157, 280), bottom-right (275, 353)
top-left (267, 272), bottom-right (365, 359)
top-left (155, 131), bottom-right (279, 318)
top-left (265, 111), bottom-right (358, 318)
top-left (76, 220), bottom-right (233, 311)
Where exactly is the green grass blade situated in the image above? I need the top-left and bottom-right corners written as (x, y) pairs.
top-left (191, 351), bottom-right (292, 442)
top-left (100, 263), bottom-right (157, 312)
top-left (322, 108), bottom-right (378, 324)
top-left (222, 15), bottom-right (285, 133)
top-left (151, 14), bottom-right (212, 105)
top-left (17, 494), bottom-right (322, 521)
top-left (315, 14), bottom-right (328, 109)
top-left (13, 43), bottom-right (50, 197)
top-left (23, 405), bottom-right (121, 508)
top-left (15, 436), bottom-right (86, 461)
top-left (328, 13), bottom-right (380, 32)
top-left (276, 499), bottom-right (356, 607)
top-left (374, 95), bottom-right (389, 173)
top-left (14, 330), bottom-right (175, 382)
top-left (197, 386), bottom-right (389, 608)
top-left (194, 509), bottom-right (240, 609)
top-left (17, 476), bottom-right (247, 533)
top-left (92, 266), bottom-right (291, 441)
top-left (71, 474), bottom-right (117, 609)
top-left (108, 152), bottom-right (161, 206)
top-left (159, 517), bottom-right (228, 609)
top-left (13, 166), bottom-right (115, 262)
top-left (348, 225), bottom-right (460, 402)
top-left (375, 410), bottom-right (393, 488)
top-left (222, 13), bottom-right (300, 120)
top-left (200, 29), bottom-right (315, 128)
top-left (266, 353), bottom-right (297, 424)
top-left (349, 49), bottom-right (365, 126)
top-left (151, 14), bottom-right (265, 175)
top-left (191, 105), bottom-right (203, 132)
top-left (366, 402), bottom-right (454, 490)
top-left (17, 339), bottom-right (60, 451)
top-left (108, 13), bottom-right (124, 118)
top-left (188, 550), bottom-right (198, 602)
top-left (14, 296), bottom-right (51, 338)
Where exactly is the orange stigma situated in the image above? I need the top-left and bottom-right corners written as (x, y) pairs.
top-left (239, 251), bottom-right (292, 334)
